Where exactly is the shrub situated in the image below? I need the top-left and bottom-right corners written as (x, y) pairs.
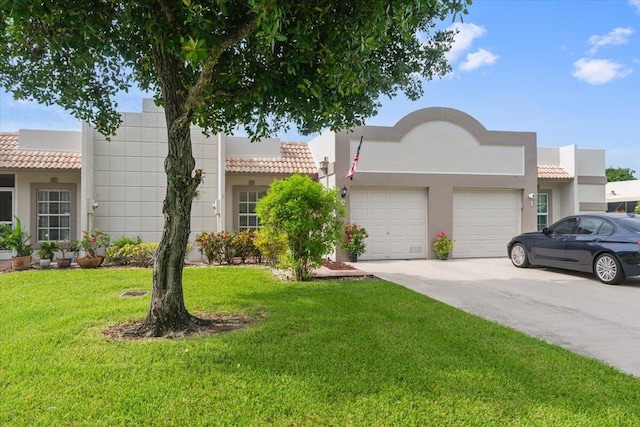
top-left (254, 230), bottom-right (287, 267)
top-left (112, 235), bottom-right (142, 248)
top-left (106, 243), bottom-right (158, 267)
top-left (232, 230), bottom-right (258, 263)
top-left (256, 173), bottom-right (345, 281)
top-left (195, 231), bottom-right (236, 264)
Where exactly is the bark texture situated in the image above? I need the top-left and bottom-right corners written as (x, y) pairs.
top-left (134, 41), bottom-right (203, 337)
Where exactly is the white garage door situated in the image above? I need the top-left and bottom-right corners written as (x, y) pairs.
top-left (453, 190), bottom-right (521, 258)
top-left (350, 188), bottom-right (426, 260)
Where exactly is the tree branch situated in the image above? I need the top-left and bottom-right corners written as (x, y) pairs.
top-left (183, 16), bottom-right (258, 121)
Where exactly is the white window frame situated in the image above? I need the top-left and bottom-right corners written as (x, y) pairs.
top-left (537, 192), bottom-right (549, 231)
top-left (36, 189), bottom-right (72, 242)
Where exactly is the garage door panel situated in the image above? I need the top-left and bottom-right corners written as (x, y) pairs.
top-left (351, 188), bottom-right (426, 260)
top-left (454, 190), bottom-right (521, 258)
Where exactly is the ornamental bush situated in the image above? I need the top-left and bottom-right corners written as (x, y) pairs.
top-left (256, 173), bottom-right (345, 281)
top-left (106, 243), bottom-right (158, 267)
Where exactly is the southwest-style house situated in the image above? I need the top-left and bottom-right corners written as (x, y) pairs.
top-left (0, 99), bottom-right (606, 261)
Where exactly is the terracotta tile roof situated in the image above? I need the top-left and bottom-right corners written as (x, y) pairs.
top-left (0, 132), bottom-right (82, 170)
top-left (226, 142), bottom-right (317, 175)
top-left (538, 164), bottom-right (573, 179)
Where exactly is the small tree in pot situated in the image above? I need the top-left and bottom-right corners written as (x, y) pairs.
top-left (1, 217), bottom-right (33, 270)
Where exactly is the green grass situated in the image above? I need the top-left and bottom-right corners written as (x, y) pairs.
top-left (1, 267), bottom-right (639, 426)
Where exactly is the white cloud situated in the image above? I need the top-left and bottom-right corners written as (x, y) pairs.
top-left (460, 48), bottom-right (499, 71)
top-left (630, 0), bottom-right (640, 14)
top-left (588, 27), bottom-right (633, 54)
top-left (445, 23), bottom-right (487, 62)
top-left (571, 58), bottom-right (632, 85)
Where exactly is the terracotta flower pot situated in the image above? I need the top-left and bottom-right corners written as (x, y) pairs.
top-left (11, 255), bottom-right (32, 271)
top-left (76, 256), bottom-right (104, 269)
top-left (56, 258), bottom-right (72, 269)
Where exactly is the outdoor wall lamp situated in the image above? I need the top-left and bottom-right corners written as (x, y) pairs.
top-left (341, 185), bottom-right (348, 198)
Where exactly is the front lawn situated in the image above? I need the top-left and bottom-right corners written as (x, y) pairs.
top-left (1, 267), bottom-right (638, 426)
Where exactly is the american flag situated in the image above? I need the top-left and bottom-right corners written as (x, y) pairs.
top-left (346, 136), bottom-right (363, 180)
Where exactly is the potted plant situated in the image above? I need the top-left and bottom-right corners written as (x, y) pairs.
top-left (0, 223), bottom-right (11, 260)
top-left (433, 231), bottom-right (454, 260)
top-left (77, 229), bottom-right (110, 268)
top-left (55, 240), bottom-right (76, 268)
top-left (37, 238), bottom-right (60, 268)
top-left (341, 223), bottom-right (368, 262)
top-left (2, 216), bottom-right (33, 271)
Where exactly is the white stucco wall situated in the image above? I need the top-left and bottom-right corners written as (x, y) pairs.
top-left (576, 148), bottom-right (606, 176)
top-left (353, 121), bottom-right (525, 175)
top-left (18, 129), bottom-right (82, 152)
top-left (537, 147), bottom-right (560, 165)
top-left (89, 99), bottom-right (218, 244)
top-left (308, 131), bottom-right (336, 164)
top-left (225, 136), bottom-right (283, 156)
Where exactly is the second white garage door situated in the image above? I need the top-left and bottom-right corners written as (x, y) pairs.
top-left (453, 189), bottom-right (521, 258)
top-left (350, 188), bottom-right (426, 260)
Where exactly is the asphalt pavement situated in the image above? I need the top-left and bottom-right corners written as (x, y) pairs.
top-left (354, 258), bottom-right (640, 378)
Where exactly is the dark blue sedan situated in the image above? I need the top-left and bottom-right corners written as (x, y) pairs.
top-left (507, 213), bottom-right (640, 285)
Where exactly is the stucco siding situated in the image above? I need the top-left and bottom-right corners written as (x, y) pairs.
top-left (352, 121), bottom-right (525, 175)
top-left (90, 100), bottom-right (218, 244)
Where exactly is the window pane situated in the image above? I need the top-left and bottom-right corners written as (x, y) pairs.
top-left (248, 192), bottom-right (257, 202)
top-left (36, 189), bottom-right (72, 242)
top-left (0, 174), bottom-right (14, 187)
top-left (248, 203), bottom-right (256, 214)
top-left (0, 191), bottom-right (11, 222)
top-left (240, 192), bottom-right (247, 202)
top-left (239, 216), bottom-right (247, 227)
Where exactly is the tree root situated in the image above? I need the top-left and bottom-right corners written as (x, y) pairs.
top-left (103, 313), bottom-right (254, 340)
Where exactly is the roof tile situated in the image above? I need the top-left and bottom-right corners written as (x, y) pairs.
top-left (0, 132), bottom-right (82, 170)
top-left (538, 164), bottom-right (572, 179)
top-left (226, 142), bottom-right (317, 175)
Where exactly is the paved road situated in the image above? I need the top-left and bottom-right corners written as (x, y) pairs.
top-left (355, 258), bottom-right (640, 377)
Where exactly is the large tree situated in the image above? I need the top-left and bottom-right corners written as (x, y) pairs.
top-left (606, 167), bottom-right (636, 182)
top-left (0, 0), bottom-right (469, 336)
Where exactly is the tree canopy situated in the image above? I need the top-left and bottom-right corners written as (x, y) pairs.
top-left (0, 0), bottom-right (470, 335)
top-left (606, 167), bottom-right (636, 182)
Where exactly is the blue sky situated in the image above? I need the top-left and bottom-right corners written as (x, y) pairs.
top-left (1, 0), bottom-right (639, 175)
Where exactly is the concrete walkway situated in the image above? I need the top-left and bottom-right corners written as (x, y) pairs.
top-left (354, 258), bottom-right (640, 378)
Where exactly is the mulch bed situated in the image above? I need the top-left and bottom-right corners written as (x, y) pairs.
top-left (322, 259), bottom-right (356, 270)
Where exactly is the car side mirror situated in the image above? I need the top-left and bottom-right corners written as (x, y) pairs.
top-left (542, 227), bottom-right (550, 235)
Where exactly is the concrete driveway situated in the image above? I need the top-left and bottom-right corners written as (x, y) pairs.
top-left (355, 258), bottom-right (640, 377)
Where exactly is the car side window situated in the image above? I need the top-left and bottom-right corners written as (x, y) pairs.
top-left (597, 220), bottom-right (615, 236)
top-left (576, 218), bottom-right (600, 235)
top-left (550, 217), bottom-right (578, 234)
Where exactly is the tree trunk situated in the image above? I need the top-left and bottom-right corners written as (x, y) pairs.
top-left (134, 42), bottom-right (204, 337)
top-left (134, 118), bottom-right (200, 336)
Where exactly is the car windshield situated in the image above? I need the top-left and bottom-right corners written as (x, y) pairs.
top-left (615, 217), bottom-right (640, 233)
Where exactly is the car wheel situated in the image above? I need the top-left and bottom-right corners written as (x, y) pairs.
top-left (510, 243), bottom-right (530, 268)
top-left (594, 253), bottom-right (625, 285)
